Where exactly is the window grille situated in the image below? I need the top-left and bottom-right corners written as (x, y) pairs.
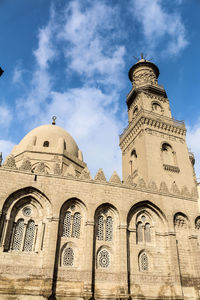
top-left (105, 216), bottom-right (113, 241)
top-left (63, 211), bottom-right (71, 237)
top-left (23, 220), bottom-right (35, 252)
top-left (144, 223), bottom-right (151, 243)
top-left (72, 212), bottom-right (81, 238)
top-left (12, 219), bottom-right (24, 251)
top-left (136, 222), bottom-right (143, 243)
top-left (97, 216), bottom-right (104, 240)
top-left (140, 253), bottom-right (148, 271)
top-left (63, 247), bottom-right (74, 266)
top-left (98, 249), bottom-right (110, 268)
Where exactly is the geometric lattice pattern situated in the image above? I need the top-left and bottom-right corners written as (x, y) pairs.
top-left (23, 220), bottom-right (35, 252)
top-left (62, 211), bottom-right (71, 237)
top-left (140, 253), bottom-right (148, 271)
top-left (12, 219), bottom-right (24, 251)
top-left (63, 247), bottom-right (74, 266)
top-left (105, 216), bottom-right (113, 241)
top-left (97, 215), bottom-right (104, 241)
top-left (98, 249), bottom-right (110, 268)
top-left (72, 212), bottom-right (81, 238)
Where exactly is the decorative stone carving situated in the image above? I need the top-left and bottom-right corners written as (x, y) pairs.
top-left (3, 155), bottom-right (17, 169)
top-left (191, 186), bottom-right (198, 198)
top-left (66, 164), bottom-right (76, 178)
top-left (148, 181), bottom-right (158, 192)
top-left (159, 181), bottom-right (169, 193)
top-left (138, 178), bottom-right (146, 189)
top-left (171, 182), bottom-right (180, 195)
top-left (79, 167), bottom-right (92, 180)
top-left (34, 162), bottom-right (48, 174)
top-left (124, 175), bottom-right (137, 187)
top-left (53, 163), bottom-right (62, 175)
top-left (94, 168), bottom-right (107, 182)
top-left (109, 171), bottom-right (121, 184)
top-left (19, 158), bottom-right (32, 171)
top-left (181, 186), bottom-right (190, 197)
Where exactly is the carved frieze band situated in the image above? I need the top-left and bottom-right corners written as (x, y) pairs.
top-left (122, 127), bottom-right (185, 155)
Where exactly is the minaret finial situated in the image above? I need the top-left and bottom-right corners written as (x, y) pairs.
top-left (52, 116), bottom-right (56, 125)
top-left (141, 53), bottom-right (144, 59)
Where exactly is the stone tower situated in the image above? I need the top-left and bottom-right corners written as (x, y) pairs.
top-left (120, 58), bottom-right (196, 192)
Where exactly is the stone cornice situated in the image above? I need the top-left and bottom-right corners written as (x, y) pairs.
top-left (126, 84), bottom-right (167, 108)
top-left (120, 109), bottom-right (186, 149)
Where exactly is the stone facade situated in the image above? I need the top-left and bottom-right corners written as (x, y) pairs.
top-left (0, 59), bottom-right (200, 300)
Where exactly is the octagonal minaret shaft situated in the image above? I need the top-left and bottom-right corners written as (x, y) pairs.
top-left (119, 58), bottom-right (196, 192)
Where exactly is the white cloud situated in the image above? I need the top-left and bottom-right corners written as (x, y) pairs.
top-left (12, 64), bottom-right (24, 84)
top-left (0, 105), bottom-right (13, 128)
top-left (14, 1), bottom-right (126, 178)
top-left (59, 0), bottom-right (125, 87)
top-left (131, 0), bottom-right (188, 56)
top-left (0, 140), bottom-right (15, 162)
top-left (187, 123), bottom-right (200, 180)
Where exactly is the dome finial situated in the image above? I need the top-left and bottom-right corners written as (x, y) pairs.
top-left (52, 116), bottom-right (56, 125)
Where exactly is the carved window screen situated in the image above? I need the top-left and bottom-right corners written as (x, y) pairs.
top-left (63, 247), bottom-right (74, 266)
top-left (97, 215), bottom-right (104, 241)
top-left (72, 212), bottom-right (81, 238)
top-left (105, 216), bottom-right (113, 241)
top-left (23, 220), bottom-right (35, 252)
top-left (62, 211), bottom-right (71, 237)
top-left (98, 249), bottom-right (110, 268)
top-left (140, 252), bottom-right (148, 271)
top-left (12, 219), bottom-right (24, 251)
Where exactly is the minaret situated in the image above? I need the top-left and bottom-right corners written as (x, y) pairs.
top-left (120, 57), bottom-right (196, 191)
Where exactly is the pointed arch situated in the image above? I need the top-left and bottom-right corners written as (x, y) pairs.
top-left (0, 186), bottom-right (52, 252)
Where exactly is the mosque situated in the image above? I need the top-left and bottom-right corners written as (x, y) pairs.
top-left (0, 58), bottom-right (200, 300)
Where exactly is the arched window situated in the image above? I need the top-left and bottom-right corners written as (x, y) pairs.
top-left (144, 223), bottom-right (151, 243)
top-left (139, 252), bottom-right (148, 272)
top-left (72, 212), bottom-right (81, 238)
top-left (105, 216), bottom-right (113, 241)
top-left (23, 220), bottom-right (35, 252)
top-left (152, 102), bottom-right (162, 113)
top-left (97, 215), bottom-right (104, 241)
top-left (98, 249), bottom-right (110, 268)
top-left (62, 209), bottom-right (81, 239)
top-left (97, 215), bottom-right (113, 242)
top-left (136, 222), bottom-right (143, 243)
top-left (136, 214), bottom-right (152, 244)
top-left (62, 211), bottom-right (71, 237)
top-left (195, 217), bottom-right (200, 230)
top-left (161, 142), bottom-right (176, 167)
top-left (63, 247), bottom-right (74, 266)
top-left (12, 219), bottom-right (24, 251)
top-left (43, 141), bottom-right (49, 147)
top-left (174, 213), bottom-right (188, 229)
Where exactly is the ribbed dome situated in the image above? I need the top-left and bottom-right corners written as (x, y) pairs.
top-left (12, 124), bottom-right (79, 157)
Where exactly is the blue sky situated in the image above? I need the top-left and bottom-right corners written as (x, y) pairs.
top-left (0, 0), bottom-right (200, 179)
